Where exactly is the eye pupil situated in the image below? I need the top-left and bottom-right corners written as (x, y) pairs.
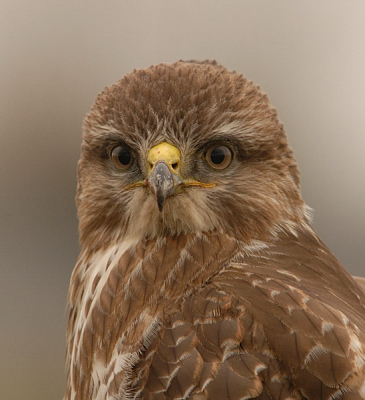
top-left (111, 146), bottom-right (132, 170)
top-left (210, 147), bottom-right (226, 165)
top-left (118, 148), bottom-right (131, 165)
top-left (206, 145), bottom-right (232, 170)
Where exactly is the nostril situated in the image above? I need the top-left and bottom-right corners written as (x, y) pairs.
top-left (171, 162), bottom-right (178, 170)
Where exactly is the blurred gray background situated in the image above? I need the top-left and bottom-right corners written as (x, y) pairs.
top-left (1, 1), bottom-right (364, 399)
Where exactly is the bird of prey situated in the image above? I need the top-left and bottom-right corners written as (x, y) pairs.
top-left (65, 60), bottom-right (365, 400)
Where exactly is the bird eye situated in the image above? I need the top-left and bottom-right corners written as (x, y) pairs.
top-left (111, 146), bottom-right (133, 170)
top-left (205, 145), bottom-right (233, 170)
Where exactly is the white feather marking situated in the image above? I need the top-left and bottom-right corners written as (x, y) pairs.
top-left (304, 345), bottom-right (328, 364)
top-left (350, 334), bottom-right (365, 374)
top-left (277, 269), bottom-right (301, 282)
top-left (287, 285), bottom-right (310, 303)
top-left (254, 363), bottom-right (267, 375)
top-left (342, 314), bottom-right (350, 326)
top-left (270, 374), bottom-right (281, 383)
top-left (141, 314), bottom-right (161, 350)
top-left (91, 359), bottom-right (106, 398)
top-left (321, 322), bottom-right (334, 333)
top-left (242, 239), bottom-right (269, 253)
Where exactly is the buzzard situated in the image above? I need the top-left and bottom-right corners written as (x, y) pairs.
top-left (65, 60), bottom-right (365, 400)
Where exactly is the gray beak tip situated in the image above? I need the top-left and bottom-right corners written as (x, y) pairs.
top-left (147, 161), bottom-right (181, 212)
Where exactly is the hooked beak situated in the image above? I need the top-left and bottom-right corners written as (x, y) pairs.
top-left (147, 160), bottom-right (182, 212)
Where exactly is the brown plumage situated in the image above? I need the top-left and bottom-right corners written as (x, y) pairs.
top-left (66, 60), bottom-right (365, 400)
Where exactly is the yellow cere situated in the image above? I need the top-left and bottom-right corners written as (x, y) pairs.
top-left (147, 142), bottom-right (181, 174)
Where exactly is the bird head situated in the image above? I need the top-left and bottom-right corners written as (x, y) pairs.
top-left (77, 60), bottom-right (310, 251)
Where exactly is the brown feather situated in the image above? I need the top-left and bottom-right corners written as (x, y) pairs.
top-left (66, 61), bottom-right (365, 400)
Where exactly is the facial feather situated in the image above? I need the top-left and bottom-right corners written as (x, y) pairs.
top-left (77, 61), bottom-right (308, 252)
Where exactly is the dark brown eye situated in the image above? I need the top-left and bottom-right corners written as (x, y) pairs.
top-left (205, 145), bottom-right (233, 170)
top-left (111, 146), bottom-right (132, 170)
